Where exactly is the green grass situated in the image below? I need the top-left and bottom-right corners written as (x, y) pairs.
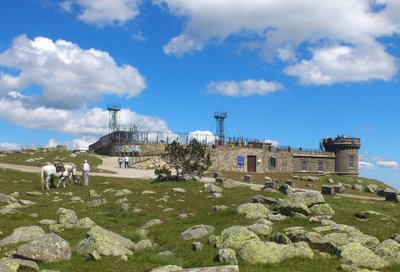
top-left (0, 168), bottom-right (400, 272)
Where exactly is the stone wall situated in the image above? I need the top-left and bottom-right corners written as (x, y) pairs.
top-left (210, 147), bottom-right (293, 173)
top-left (292, 153), bottom-right (335, 174)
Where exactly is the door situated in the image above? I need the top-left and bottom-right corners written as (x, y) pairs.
top-left (247, 155), bottom-right (257, 172)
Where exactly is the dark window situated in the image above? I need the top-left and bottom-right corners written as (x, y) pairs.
top-left (270, 157), bottom-right (277, 168)
top-left (349, 155), bottom-right (355, 169)
top-left (301, 160), bottom-right (307, 171)
top-left (318, 161), bottom-right (324, 172)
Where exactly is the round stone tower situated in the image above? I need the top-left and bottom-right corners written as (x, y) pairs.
top-left (322, 135), bottom-right (361, 176)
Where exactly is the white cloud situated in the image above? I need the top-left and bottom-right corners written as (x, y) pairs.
top-left (157, 0), bottom-right (400, 84)
top-left (0, 142), bottom-right (22, 151)
top-left (132, 31), bottom-right (147, 42)
top-left (285, 43), bottom-right (397, 85)
top-left (0, 35), bottom-right (146, 109)
top-left (376, 160), bottom-right (399, 169)
top-left (188, 130), bottom-right (215, 144)
top-left (263, 139), bottom-right (279, 147)
top-left (62, 0), bottom-right (142, 27)
top-left (45, 137), bottom-right (97, 150)
top-left (206, 80), bottom-right (283, 97)
top-left (359, 161), bottom-right (375, 170)
top-left (0, 100), bottom-right (169, 137)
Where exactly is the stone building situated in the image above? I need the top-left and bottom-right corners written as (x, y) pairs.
top-left (89, 131), bottom-right (360, 176)
top-left (210, 136), bottom-right (361, 176)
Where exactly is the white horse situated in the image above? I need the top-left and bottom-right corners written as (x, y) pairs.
top-left (40, 163), bottom-right (79, 190)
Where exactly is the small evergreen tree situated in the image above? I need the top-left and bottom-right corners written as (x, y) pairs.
top-left (160, 139), bottom-right (211, 181)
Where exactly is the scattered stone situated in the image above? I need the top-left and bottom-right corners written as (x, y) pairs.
top-left (178, 213), bottom-right (189, 220)
top-left (264, 176), bottom-right (272, 181)
top-left (309, 203), bottom-right (335, 216)
top-left (29, 213), bottom-right (38, 218)
top-left (373, 239), bottom-right (400, 265)
top-left (57, 207), bottom-right (77, 225)
top-left (150, 265), bottom-right (182, 272)
top-left (39, 219), bottom-right (58, 225)
top-left (70, 196), bottom-right (83, 203)
top-left (364, 184), bottom-right (378, 194)
top-left (268, 232), bottom-right (292, 244)
top-left (339, 242), bottom-right (387, 269)
top-left (0, 207), bottom-right (19, 215)
top-left (252, 195), bottom-right (277, 205)
top-left (215, 177), bottom-right (226, 183)
top-left (352, 184), bottom-right (363, 191)
top-left (89, 190), bottom-right (100, 198)
top-left (156, 251), bottom-right (175, 258)
top-left (88, 199), bottom-right (108, 207)
top-left (278, 184), bottom-right (295, 195)
top-left (244, 175), bottom-right (254, 182)
top-left (77, 226), bottom-right (135, 257)
top-left (135, 239), bottom-right (153, 250)
top-left (14, 233), bottom-right (71, 263)
top-left (133, 208), bottom-right (143, 213)
top-left (121, 203), bottom-right (130, 212)
top-left (142, 190), bottom-right (157, 195)
top-left (10, 192), bottom-right (19, 198)
top-left (115, 189), bottom-right (133, 197)
top-left (172, 188), bottom-right (186, 193)
top-left (0, 226), bottom-right (45, 247)
top-left (207, 192), bottom-right (222, 198)
top-left (321, 185), bottom-right (335, 195)
top-left (88, 250), bottom-right (101, 261)
top-left (180, 225), bottom-right (215, 240)
top-left (0, 257), bottom-right (39, 271)
top-left (237, 203), bottom-right (270, 220)
top-left (192, 241), bottom-right (203, 251)
top-left (115, 198), bottom-right (128, 204)
top-left (328, 178), bottom-right (335, 184)
top-left (74, 217), bottom-right (97, 229)
top-left (239, 240), bottom-right (313, 264)
top-left (215, 226), bottom-right (260, 251)
top-left (264, 181), bottom-right (276, 189)
top-left (219, 248), bottom-right (237, 265)
top-left (390, 233), bottom-right (400, 243)
top-left (247, 219), bottom-right (273, 236)
top-left (163, 208), bottom-right (174, 212)
top-left (204, 183), bottom-right (223, 193)
top-left (140, 219), bottom-right (163, 230)
top-left (213, 205), bottom-right (228, 211)
top-left (0, 193), bottom-right (17, 203)
top-left (268, 212), bottom-right (287, 221)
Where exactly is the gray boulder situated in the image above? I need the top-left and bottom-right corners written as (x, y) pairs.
top-left (239, 240), bottom-right (313, 264)
top-left (14, 233), bottom-right (71, 263)
top-left (57, 208), bottom-right (77, 225)
top-left (219, 248), bottom-right (237, 265)
top-left (237, 203), bottom-right (270, 219)
top-left (0, 193), bottom-right (17, 203)
top-left (252, 195), bottom-right (277, 205)
top-left (276, 198), bottom-right (311, 216)
top-left (0, 226), bottom-right (45, 247)
top-left (180, 225), bottom-right (215, 240)
top-left (204, 183), bottom-right (223, 193)
top-left (74, 217), bottom-right (97, 229)
top-left (309, 203), bottom-right (335, 216)
top-left (373, 239), bottom-right (400, 264)
top-left (215, 226), bottom-right (260, 251)
top-left (0, 257), bottom-right (39, 271)
top-left (339, 242), bottom-right (387, 269)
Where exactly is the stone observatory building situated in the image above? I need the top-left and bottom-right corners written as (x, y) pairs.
top-left (209, 135), bottom-right (361, 176)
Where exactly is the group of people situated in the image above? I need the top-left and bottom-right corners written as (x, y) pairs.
top-left (118, 155), bottom-right (130, 168)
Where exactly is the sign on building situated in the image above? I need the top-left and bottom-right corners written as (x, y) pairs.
top-left (237, 156), bottom-right (244, 168)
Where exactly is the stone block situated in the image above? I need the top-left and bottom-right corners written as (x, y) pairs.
top-left (384, 190), bottom-right (400, 202)
top-left (321, 185), bottom-right (335, 195)
top-left (215, 177), bottom-right (226, 183)
top-left (285, 180), bottom-right (294, 187)
top-left (244, 175), bottom-right (254, 182)
top-left (264, 181), bottom-right (276, 189)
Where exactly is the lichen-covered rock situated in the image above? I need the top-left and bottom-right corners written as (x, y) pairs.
top-left (57, 208), bottom-right (77, 225)
top-left (339, 242), bottom-right (387, 269)
top-left (390, 233), bottom-right (400, 243)
top-left (89, 190), bottom-right (100, 198)
top-left (246, 221), bottom-right (273, 236)
top-left (287, 191), bottom-right (326, 207)
top-left (373, 239), bottom-right (400, 264)
top-left (74, 217), bottom-right (96, 229)
top-left (267, 232), bottom-right (292, 244)
top-left (76, 226), bottom-right (135, 257)
top-left (219, 248), bottom-right (237, 265)
top-left (140, 219), bottom-right (163, 230)
top-left (276, 198), bottom-right (311, 216)
top-left (0, 193), bottom-right (17, 203)
top-left (239, 240), bottom-right (313, 264)
top-left (180, 225), bottom-right (215, 240)
top-left (115, 189), bottom-right (133, 197)
top-left (237, 203), bottom-right (270, 220)
top-left (135, 239), bottom-right (153, 250)
top-left (296, 231), bottom-right (340, 255)
top-left (192, 241), bottom-right (203, 251)
top-left (0, 258), bottom-right (39, 271)
top-left (204, 183), bottom-right (223, 194)
top-left (0, 226), bottom-right (45, 247)
top-left (14, 233), bottom-right (71, 263)
top-left (309, 203), bottom-right (335, 216)
top-left (150, 265), bottom-right (183, 272)
top-left (215, 226), bottom-right (260, 251)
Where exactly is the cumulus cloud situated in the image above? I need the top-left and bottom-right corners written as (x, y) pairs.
top-left (45, 137), bottom-right (97, 150)
top-left (206, 80), bottom-right (283, 97)
top-left (376, 160), bottom-right (399, 169)
top-left (0, 100), bottom-right (168, 137)
top-left (188, 130), bottom-right (215, 144)
top-left (0, 142), bottom-right (22, 151)
top-left (157, 0), bottom-right (400, 84)
top-left (61, 0), bottom-right (142, 27)
top-left (359, 161), bottom-right (375, 170)
top-left (0, 35), bottom-right (146, 109)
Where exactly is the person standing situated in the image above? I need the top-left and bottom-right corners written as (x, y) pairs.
top-left (82, 160), bottom-right (90, 186)
top-left (118, 156), bottom-right (123, 168)
top-left (124, 155), bottom-right (130, 168)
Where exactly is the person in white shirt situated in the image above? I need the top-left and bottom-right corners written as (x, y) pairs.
top-left (82, 160), bottom-right (90, 186)
top-left (124, 155), bottom-right (130, 168)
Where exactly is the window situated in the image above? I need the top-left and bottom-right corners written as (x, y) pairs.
top-left (270, 157), bottom-right (277, 168)
top-left (301, 160), bottom-right (307, 171)
top-left (318, 161), bottom-right (324, 172)
top-left (349, 155), bottom-right (355, 170)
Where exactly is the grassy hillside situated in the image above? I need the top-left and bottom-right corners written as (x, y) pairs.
top-left (0, 168), bottom-right (399, 272)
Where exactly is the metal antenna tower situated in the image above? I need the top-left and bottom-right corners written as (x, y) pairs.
top-left (107, 104), bottom-right (121, 133)
top-left (214, 112), bottom-right (227, 144)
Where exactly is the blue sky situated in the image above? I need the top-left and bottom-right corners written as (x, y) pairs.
top-left (0, 0), bottom-right (399, 188)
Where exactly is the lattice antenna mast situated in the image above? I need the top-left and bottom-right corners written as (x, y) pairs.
top-left (214, 112), bottom-right (227, 144)
top-left (107, 104), bottom-right (121, 133)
